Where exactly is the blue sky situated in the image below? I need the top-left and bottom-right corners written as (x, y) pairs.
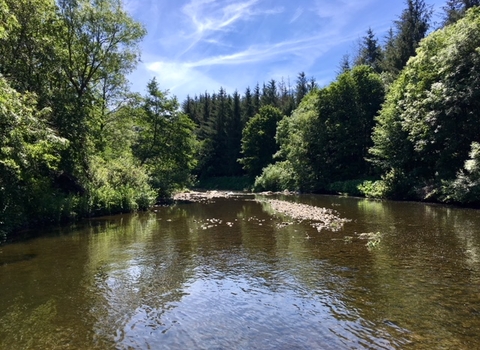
top-left (124, 0), bottom-right (446, 101)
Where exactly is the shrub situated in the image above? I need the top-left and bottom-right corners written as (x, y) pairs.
top-left (253, 161), bottom-right (297, 192)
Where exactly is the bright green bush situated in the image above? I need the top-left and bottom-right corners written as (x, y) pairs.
top-left (87, 155), bottom-right (156, 214)
top-left (253, 161), bottom-right (297, 192)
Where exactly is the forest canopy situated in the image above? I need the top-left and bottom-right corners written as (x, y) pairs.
top-left (1, 0), bottom-right (480, 241)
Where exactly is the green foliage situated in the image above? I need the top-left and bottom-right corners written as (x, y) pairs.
top-left (382, 0), bottom-right (432, 77)
top-left (0, 75), bottom-right (67, 235)
top-left (0, 0), bottom-right (157, 240)
top-left (87, 155), bottom-right (156, 214)
top-left (369, 8), bottom-right (480, 201)
top-left (0, 0), bottom-right (17, 40)
top-left (356, 180), bottom-right (386, 199)
top-left (133, 78), bottom-right (198, 198)
top-left (54, 0), bottom-right (146, 175)
top-left (253, 161), bottom-right (297, 192)
top-left (441, 142), bottom-right (480, 204)
top-left (271, 65), bottom-right (384, 192)
top-left (273, 90), bottom-right (320, 191)
top-left (239, 105), bottom-right (283, 178)
top-left (354, 28), bottom-right (383, 73)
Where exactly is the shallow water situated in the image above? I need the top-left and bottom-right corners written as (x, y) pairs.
top-left (1, 195), bottom-right (480, 349)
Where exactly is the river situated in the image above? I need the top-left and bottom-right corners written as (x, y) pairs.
top-left (0, 194), bottom-right (479, 349)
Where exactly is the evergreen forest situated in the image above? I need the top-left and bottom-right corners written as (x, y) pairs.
top-left (1, 0), bottom-right (480, 241)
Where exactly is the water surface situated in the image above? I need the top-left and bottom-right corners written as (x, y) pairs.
top-left (1, 195), bottom-right (479, 349)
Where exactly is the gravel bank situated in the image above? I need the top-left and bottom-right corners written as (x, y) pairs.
top-left (260, 199), bottom-right (350, 232)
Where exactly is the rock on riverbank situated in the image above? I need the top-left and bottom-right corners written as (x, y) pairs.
top-left (260, 199), bottom-right (350, 232)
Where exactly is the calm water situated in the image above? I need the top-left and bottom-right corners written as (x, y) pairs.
top-left (1, 194), bottom-right (480, 349)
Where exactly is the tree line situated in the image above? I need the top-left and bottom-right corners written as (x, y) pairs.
top-left (182, 74), bottom-right (316, 179)
top-left (1, 0), bottom-right (480, 241)
top-left (183, 0), bottom-right (480, 206)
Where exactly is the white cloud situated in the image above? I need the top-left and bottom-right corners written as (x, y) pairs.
top-left (290, 7), bottom-right (304, 23)
top-left (184, 30), bottom-right (353, 68)
top-left (145, 61), bottom-right (232, 99)
top-left (182, 0), bottom-right (260, 35)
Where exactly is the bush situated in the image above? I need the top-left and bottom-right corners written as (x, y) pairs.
top-left (87, 155), bottom-right (156, 215)
top-left (253, 161), bottom-right (297, 192)
top-left (358, 180), bottom-right (388, 199)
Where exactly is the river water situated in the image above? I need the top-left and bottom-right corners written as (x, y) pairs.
top-left (0, 194), bottom-right (479, 349)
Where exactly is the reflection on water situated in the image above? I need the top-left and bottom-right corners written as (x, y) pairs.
top-left (1, 196), bottom-right (480, 349)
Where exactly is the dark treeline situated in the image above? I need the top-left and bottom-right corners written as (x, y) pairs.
top-left (182, 74), bottom-right (316, 179)
top-left (1, 0), bottom-right (480, 241)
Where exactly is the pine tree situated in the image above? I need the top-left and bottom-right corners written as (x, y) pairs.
top-left (262, 79), bottom-right (278, 107)
top-left (382, 0), bottom-right (432, 76)
top-left (227, 90), bottom-right (243, 175)
top-left (337, 54), bottom-right (351, 76)
top-left (443, 0), bottom-right (480, 25)
top-left (295, 72), bottom-right (309, 106)
top-left (278, 77), bottom-right (295, 116)
top-left (354, 28), bottom-right (383, 73)
top-left (253, 83), bottom-right (261, 113)
top-left (241, 86), bottom-right (256, 126)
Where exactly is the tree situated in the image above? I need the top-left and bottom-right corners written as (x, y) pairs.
top-left (261, 79), bottom-right (278, 107)
top-left (295, 72), bottom-right (309, 106)
top-left (354, 28), bottom-right (383, 73)
top-left (0, 0), bottom-right (155, 236)
top-left (0, 75), bottom-right (67, 236)
top-left (382, 0), bottom-right (432, 76)
top-left (0, 0), bottom-right (59, 99)
top-left (241, 86), bottom-right (255, 126)
top-left (369, 7), bottom-right (480, 200)
top-left (273, 66), bottom-right (384, 192)
top-left (277, 77), bottom-right (295, 116)
top-left (443, 0), bottom-right (480, 25)
top-left (253, 83), bottom-right (261, 113)
top-left (226, 90), bottom-right (243, 175)
top-left (55, 0), bottom-right (146, 174)
top-left (239, 106), bottom-right (283, 177)
top-left (337, 54), bottom-right (351, 76)
top-left (133, 78), bottom-right (197, 198)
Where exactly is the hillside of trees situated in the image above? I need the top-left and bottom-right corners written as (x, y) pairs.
top-left (1, 0), bottom-right (480, 241)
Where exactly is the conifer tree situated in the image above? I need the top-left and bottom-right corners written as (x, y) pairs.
top-left (354, 28), bottom-right (383, 73)
top-left (382, 0), bottom-right (432, 76)
top-left (443, 0), bottom-right (480, 25)
top-left (295, 72), bottom-right (309, 106)
top-left (241, 87), bottom-right (256, 126)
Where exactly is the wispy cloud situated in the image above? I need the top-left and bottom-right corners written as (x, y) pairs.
top-left (128, 0), bottom-right (438, 101)
top-left (314, 0), bottom-right (376, 29)
top-left (146, 61), bottom-right (233, 97)
top-left (290, 7), bottom-right (304, 23)
top-left (184, 29), bottom-right (358, 68)
top-left (182, 0), bottom-right (260, 35)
